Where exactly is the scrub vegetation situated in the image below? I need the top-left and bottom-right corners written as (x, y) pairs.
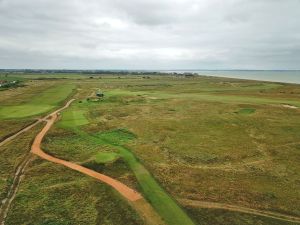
top-left (5, 159), bottom-right (143, 225)
top-left (1, 73), bottom-right (300, 225)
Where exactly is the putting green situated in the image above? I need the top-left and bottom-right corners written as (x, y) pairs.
top-left (95, 152), bottom-right (119, 163)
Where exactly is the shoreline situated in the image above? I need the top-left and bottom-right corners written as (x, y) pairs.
top-left (1, 69), bottom-right (300, 85)
top-left (160, 71), bottom-right (300, 85)
top-left (198, 74), bottom-right (300, 85)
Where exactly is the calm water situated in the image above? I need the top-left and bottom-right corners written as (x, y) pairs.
top-left (164, 70), bottom-right (300, 84)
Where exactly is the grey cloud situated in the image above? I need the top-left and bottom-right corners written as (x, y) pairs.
top-left (0, 0), bottom-right (299, 69)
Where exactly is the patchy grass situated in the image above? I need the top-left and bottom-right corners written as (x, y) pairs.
top-left (5, 159), bottom-right (144, 225)
top-left (2, 75), bottom-right (300, 225)
top-left (0, 118), bottom-right (35, 141)
top-left (0, 124), bottom-right (43, 204)
top-left (68, 76), bottom-right (300, 224)
top-left (46, 114), bottom-right (195, 225)
top-left (185, 207), bottom-right (297, 225)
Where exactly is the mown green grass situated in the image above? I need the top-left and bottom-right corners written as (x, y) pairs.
top-left (59, 109), bottom-right (89, 127)
top-left (86, 129), bottom-right (195, 225)
top-left (95, 152), bottom-right (119, 163)
top-left (0, 84), bottom-right (75, 119)
top-left (116, 146), bottom-right (195, 225)
top-left (3, 73), bottom-right (86, 80)
top-left (0, 74), bottom-right (26, 82)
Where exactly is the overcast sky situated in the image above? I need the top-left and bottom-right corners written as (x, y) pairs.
top-left (0, 0), bottom-right (299, 70)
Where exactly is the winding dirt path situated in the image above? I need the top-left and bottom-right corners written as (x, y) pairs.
top-left (179, 199), bottom-right (300, 224)
top-left (1, 99), bottom-right (299, 224)
top-left (31, 99), bottom-right (142, 202)
top-left (0, 99), bottom-right (162, 225)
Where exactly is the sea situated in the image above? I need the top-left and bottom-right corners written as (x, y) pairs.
top-left (162, 70), bottom-right (300, 84)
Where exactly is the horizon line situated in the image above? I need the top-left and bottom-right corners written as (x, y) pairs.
top-left (1, 69), bottom-right (300, 72)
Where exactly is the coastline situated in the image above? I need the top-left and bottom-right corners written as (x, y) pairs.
top-left (161, 70), bottom-right (300, 84)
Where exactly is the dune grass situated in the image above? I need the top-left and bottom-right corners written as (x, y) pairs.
top-left (0, 125), bottom-right (43, 202)
top-left (185, 207), bottom-right (297, 225)
top-left (106, 89), bottom-right (300, 107)
top-left (92, 129), bottom-right (195, 225)
top-left (51, 77), bottom-right (300, 224)
top-left (5, 75), bottom-right (300, 225)
top-left (87, 128), bottom-right (196, 224)
top-left (55, 104), bottom-right (195, 225)
top-left (5, 159), bottom-right (143, 225)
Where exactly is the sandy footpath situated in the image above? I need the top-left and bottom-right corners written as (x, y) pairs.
top-left (31, 99), bottom-right (142, 202)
